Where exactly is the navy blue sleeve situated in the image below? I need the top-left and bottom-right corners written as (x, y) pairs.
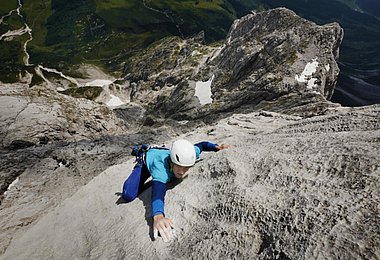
top-left (194, 141), bottom-right (218, 153)
top-left (151, 181), bottom-right (167, 217)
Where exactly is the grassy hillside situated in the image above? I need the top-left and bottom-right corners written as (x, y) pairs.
top-left (1, 0), bottom-right (379, 92)
top-left (0, 0), bottom-right (247, 81)
top-left (0, 3), bottom-right (27, 82)
top-left (0, 1), bottom-right (17, 14)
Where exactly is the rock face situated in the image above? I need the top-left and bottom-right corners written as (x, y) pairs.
top-left (0, 82), bottom-right (128, 201)
top-left (0, 129), bottom-right (174, 256)
top-left (0, 84), bottom-right (126, 149)
top-left (202, 8), bottom-right (343, 117)
top-left (1, 7), bottom-right (378, 260)
top-left (123, 8), bottom-right (343, 122)
top-left (1, 105), bottom-right (379, 259)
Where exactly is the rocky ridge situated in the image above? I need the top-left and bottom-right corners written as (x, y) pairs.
top-left (121, 8), bottom-right (343, 123)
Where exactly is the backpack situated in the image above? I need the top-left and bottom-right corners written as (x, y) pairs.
top-left (131, 144), bottom-right (169, 163)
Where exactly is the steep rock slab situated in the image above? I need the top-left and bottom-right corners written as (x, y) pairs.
top-left (0, 130), bottom-right (175, 255)
top-left (2, 105), bottom-right (379, 259)
top-left (1, 162), bottom-right (162, 259)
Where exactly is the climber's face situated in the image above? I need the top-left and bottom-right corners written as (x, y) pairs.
top-left (172, 164), bottom-right (190, 179)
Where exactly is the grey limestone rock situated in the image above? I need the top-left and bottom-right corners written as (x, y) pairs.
top-left (0, 7), bottom-right (378, 260)
top-left (0, 84), bottom-right (126, 149)
top-left (1, 105), bottom-right (379, 259)
top-left (0, 83), bottom-right (127, 200)
top-left (126, 8), bottom-right (343, 122)
top-left (199, 7), bottom-right (343, 118)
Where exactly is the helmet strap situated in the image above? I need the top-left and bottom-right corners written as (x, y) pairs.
top-left (167, 158), bottom-right (174, 173)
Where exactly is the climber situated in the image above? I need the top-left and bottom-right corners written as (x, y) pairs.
top-left (121, 139), bottom-right (229, 242)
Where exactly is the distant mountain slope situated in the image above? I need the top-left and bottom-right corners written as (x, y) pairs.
top-left (357, 0), bottom-right (380, 18)
top-left (254, 0), bottom-right (380, 106)
top-left (1, 0), bottom-right (379, 71)
top-left (336, 0), bottom-right (365, 12)
top-left (336, 0), bottom-right (380, 17)
top-left (36, 0), bottom-right (249, 64)
top-left (0, 0), bottom-right (379, 105)
top-left (0, 0), bottom-right (245, 80)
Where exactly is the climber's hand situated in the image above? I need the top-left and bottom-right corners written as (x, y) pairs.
top-left (153, 214), bottom-right (175, 242)
top-left (216, 144), bottom-right (231, 151)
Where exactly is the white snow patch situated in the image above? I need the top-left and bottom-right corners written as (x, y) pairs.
top-left (23, 24), bottom-right (32, 65)
top-left (34, 66), bottom-right (52, 86)
top-left (39, 65), bottom-right (80, 86)
top-left (4, 177), bottom-right (19, 195)
top-left (195, 75), bottom-right (214, 105)
top-left (325, 64), bottom-right (330, 72)
top-left (295, 58), bottom-right (319, 90)
top-left (106, 94), bottom-right (124, 107)
top-left (85, 79), bottom-right (113, 87)
top-left (0, 26), bottom-right (30, 41)
top-left (308, 78), bottom-right (318, 88)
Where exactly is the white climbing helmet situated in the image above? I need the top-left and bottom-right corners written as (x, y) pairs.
top-left (170, 139), bottom-right (196, 167)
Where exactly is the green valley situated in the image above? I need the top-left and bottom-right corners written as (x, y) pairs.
top-left (0, 0), bottom-right (379, 106)
top-left (0, 0), bottom-right (247, 82)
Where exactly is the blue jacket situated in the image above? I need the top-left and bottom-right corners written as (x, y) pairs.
top-left (145, 141), bottom-right (218, 216)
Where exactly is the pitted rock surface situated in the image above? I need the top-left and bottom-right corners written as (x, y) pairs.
top-left (1, 105), bottom-right (379, 259)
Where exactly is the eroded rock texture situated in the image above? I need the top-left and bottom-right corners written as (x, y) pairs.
top-left (0, 7), bottom-right (378, 260)
top-left (0, 84), bottom-right (126, 149)
top-left (125, 8), bottom-right (343, 121)
top-left (0, 7), bottom-right (344, 195)
top-left (1, 105), bottom-right (379, 259)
